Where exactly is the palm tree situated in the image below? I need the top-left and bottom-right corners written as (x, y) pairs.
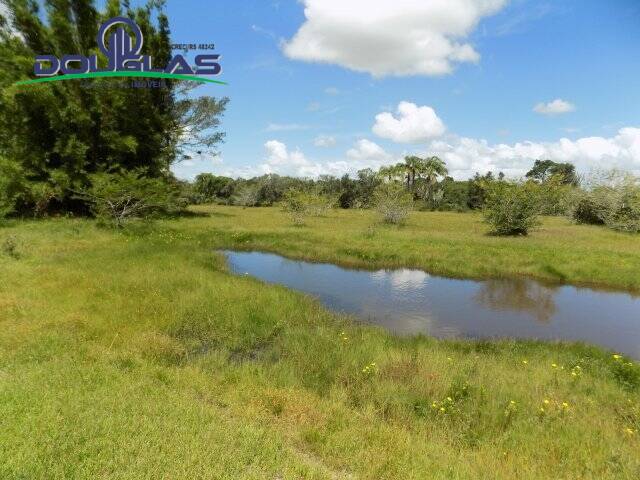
top-left (378, 164), bottom-right (405, 183)
top-left (419, 156), bottom-right (448, 206)
top-left (403, 156), bottom-right (423, 191)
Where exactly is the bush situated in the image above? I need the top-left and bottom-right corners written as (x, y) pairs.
top-left (78, 171), bottom-right (184, 227)
top-left (483, 181), bottom-right (541, 236)
top-left (232, 185), bottom-right (260, 207)
top-left (281, 190), bottom-right (310, 226)
top-left (569, 172), bottom-right (640, 233)
top-left (535, 176), bottom-right (573, 216)
top-left (373, 183), bottom-right (413, 224)
top-left (281, 190), bottom-right (336, 226)
top-left (0, 158), bottom-right (27, 219)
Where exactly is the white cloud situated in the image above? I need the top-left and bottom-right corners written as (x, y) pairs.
top-left (219, 139), bottom-right (400, 179)
top-left (265, 123), bottom-right (310, 132)
top-left (373, 102), bottom-right (446, 143)
top-left (426, 127), bottom-right (640, 180)
top-left (171, 154), bottom-right (224, 180)
top-left (314, 135), bottom-right (337, 148)
top-left (533, 99), bottom-right (576, 116)
top-left (347, 139), bottom-right (392, 161)
top-left (282, 0), bottom-right (507, 77)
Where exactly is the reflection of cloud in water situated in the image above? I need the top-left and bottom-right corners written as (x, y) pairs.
top-left (371, 269), bottom-right (429, 291)
top-left (474, 279), bottom-right (558, 323)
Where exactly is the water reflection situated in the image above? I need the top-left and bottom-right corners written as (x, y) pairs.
top-left (222, 251), bottom-right (640, 359)
top-left (475, 279), bottom-right (557, 323)
top-left (372, 269), bottom-right (430, 290)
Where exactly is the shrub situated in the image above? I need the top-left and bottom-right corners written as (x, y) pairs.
top-left (569, 172), bottom-right (640, 233)
top-left (373, 183), bottom-right (413, 224)
top-left (535, 175), bottom-right (574, 216)
top-left (281, 190), bottom-right (335, 225)
top-left (1, 235), bottom-right (20, 259)
top-left (78, 171), bottom-right (183, 227)
top-left (232, 185), bottom-right (259, 207)
top-left (483, 181), bottom-right (541, 236)
top-left (281, 189), bottom-right (310, 226)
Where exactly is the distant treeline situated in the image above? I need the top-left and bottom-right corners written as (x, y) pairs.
top-left (184, 158), bottom-right (577, 213)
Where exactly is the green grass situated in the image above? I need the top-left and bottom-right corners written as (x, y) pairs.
top-left (1, 208), bottom-right (639, 479)
top-left (195, 206), bottom-right (640, 292)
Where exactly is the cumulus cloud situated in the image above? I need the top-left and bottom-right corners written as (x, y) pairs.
top-left (426, 127), bottom-right (640, 179)
top-left (282, 0), bottom-right (507, 77)
top-left (200, 127), bottom-right (640, 181)
top-left (347, 139), bottom-right (392, 161)
top-left (533, 99), bottom-right (576, 116)
top-left (218, 139), bottom-right (400, 179)
top-left (373, 102), bottom-right (446, 143)
top-left (314, 134), bottom-right (337, 148)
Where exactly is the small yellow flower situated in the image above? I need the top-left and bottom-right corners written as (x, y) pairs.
top-left (543, 399), bottom-right (550, 405)
top-left (446, 397), bottom-right (453, 402)
top-left (447, 357), bottom-right (453, 362)
top-left (539, 407), bottom-right (545, 413)
top-left (624, 428), bottom-right (635, 435)
top-left (613, 354), bottom-right (622, 360)
top-left (522, 359), bottom-right (528, 365)
top-left (439, 407), bottom-right (446, 413)
top-left (510, 400), bottom-right (516, 405)
top-left (562, 402), bottom-right (570, 409)
top-left (551, 363), bottom-right (558, 368)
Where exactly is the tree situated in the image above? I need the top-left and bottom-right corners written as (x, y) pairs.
top-left (193, 174), bottom-right (234, 202)
top-left (416, 156), bottom-right (448, 207)
top-left (377, 164), bottom-right (402, 185)
top-left (526, 160), bottom-right (577, 186)
top-left (468, 171), bottom-right (497, 210)
top-left (0, 0), bottom-right (227, 215)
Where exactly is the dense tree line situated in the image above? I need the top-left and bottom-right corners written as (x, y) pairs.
top-left (187, 157), bottom-right (574, 213)
top-left (0, 0), bottom-right (227, 218)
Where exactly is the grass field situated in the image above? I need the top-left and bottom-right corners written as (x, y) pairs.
top-left (1, 207), bottom-right (639, 479)
top-left (197, 206), bottom-right (640, 292)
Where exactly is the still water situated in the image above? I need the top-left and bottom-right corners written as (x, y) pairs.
top-left (223, 250), bottom-right (640, 359)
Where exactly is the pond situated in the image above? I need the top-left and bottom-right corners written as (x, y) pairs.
top-left (222, 250), bottom-right (640, 359)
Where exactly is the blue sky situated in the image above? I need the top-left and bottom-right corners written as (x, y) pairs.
top-left (165, 0), bottom-right (640, 180)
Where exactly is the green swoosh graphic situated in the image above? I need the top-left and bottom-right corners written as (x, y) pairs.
top-left (14, 71), bottom-right (228, 86)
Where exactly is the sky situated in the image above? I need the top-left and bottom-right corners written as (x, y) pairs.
top-left (150, 1), bottom-right (638, 180)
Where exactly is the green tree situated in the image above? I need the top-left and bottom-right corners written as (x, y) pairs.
top-left (526, 160), bottom-right (578, 186)
top-left (415, 156), bottom-right (448, 207)
top-left (0, 0), bottom-right (227, 215)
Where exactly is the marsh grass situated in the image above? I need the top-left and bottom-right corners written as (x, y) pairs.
top-left (0, 210), bottom-right (639, 479)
